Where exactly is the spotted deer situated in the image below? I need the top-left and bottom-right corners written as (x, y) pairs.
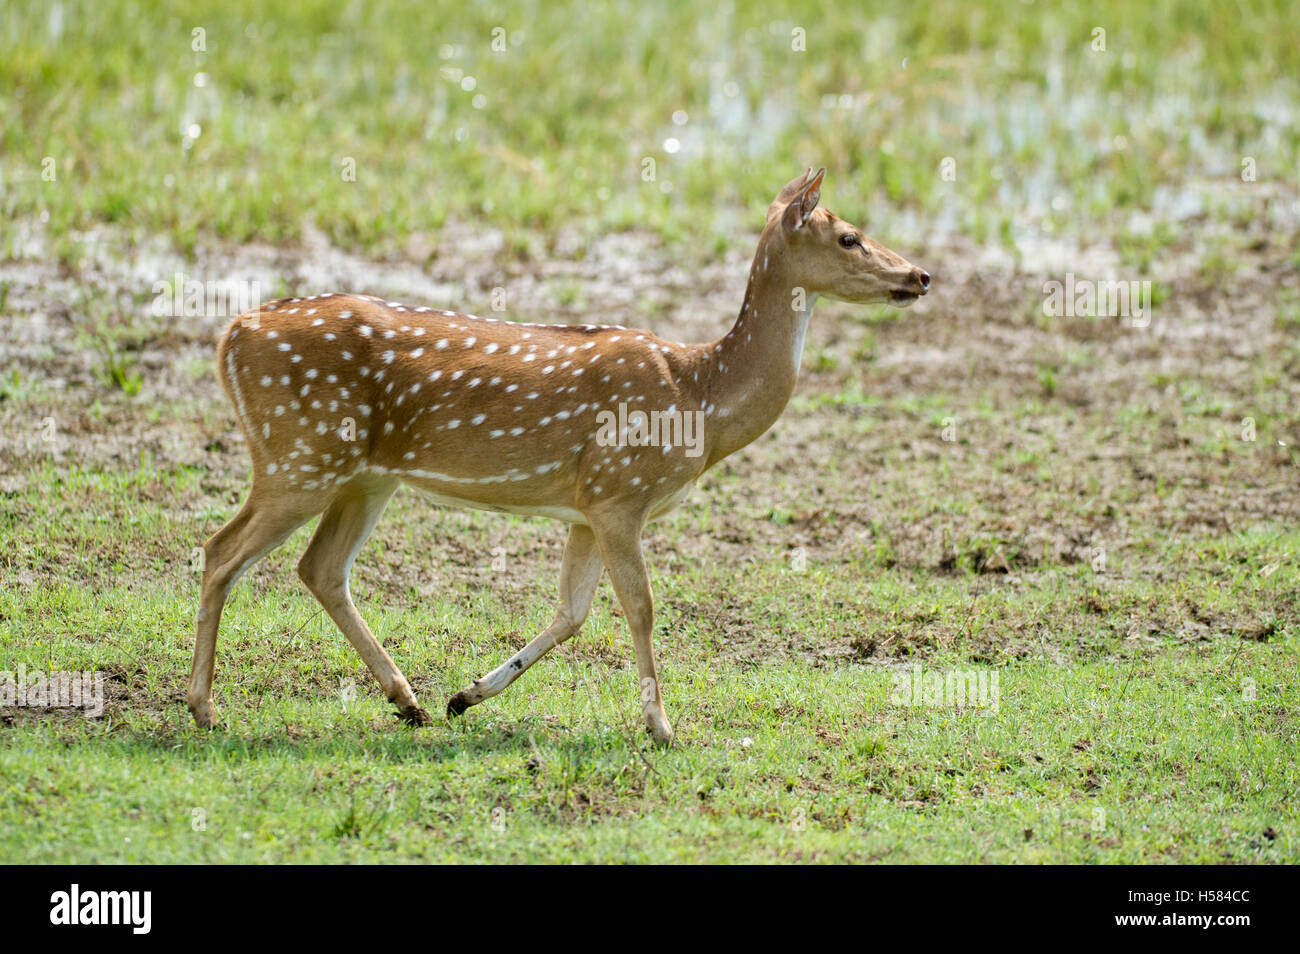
top-left (188, 168), bottom-right (930, 744)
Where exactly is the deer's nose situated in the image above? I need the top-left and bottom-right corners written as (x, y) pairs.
top-left (914, 268), bottom-right (931, 293)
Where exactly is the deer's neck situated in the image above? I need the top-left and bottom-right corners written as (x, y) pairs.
top-left (702, 244), bottom-right (816, 466)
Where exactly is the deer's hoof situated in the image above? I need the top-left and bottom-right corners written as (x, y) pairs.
top-left (446, 692), bottom-right (472, 718)
top-left (397, 704), bottom-right (433, 727)
top-left (189, 700), bottom-right (218, 729)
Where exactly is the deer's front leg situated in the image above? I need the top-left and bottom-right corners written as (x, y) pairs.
top-left (447, 524), bottom-right (603, 716)
top-left (588, 515), bottom-right (673, 745)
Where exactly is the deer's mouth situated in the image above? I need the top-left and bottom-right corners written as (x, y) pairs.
top-left (889, 290), bottom-right (921, 307)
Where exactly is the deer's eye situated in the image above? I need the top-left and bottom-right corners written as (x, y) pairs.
top-left (839, 233), bottom-right (857, 249)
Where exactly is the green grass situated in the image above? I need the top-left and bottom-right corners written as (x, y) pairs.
top-left (1, 650), bottom-right (1291, 863)
top-left (1, 0), bottom-right (1297, 252)
top-left (1, 466), bottom-right (1296, 863)
top-left (2, 0), bottom-right (1298, 864)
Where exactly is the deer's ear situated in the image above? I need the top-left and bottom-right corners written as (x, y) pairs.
top-left (781, 167), bottom-right (825, 232)
top-left (770, 168), bottom-right (815, 215)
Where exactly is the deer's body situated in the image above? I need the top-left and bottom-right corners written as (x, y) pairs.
top-left (219, 299), bottom-right (716, 523)
top-left (189, 169), bottom-right (929, 743)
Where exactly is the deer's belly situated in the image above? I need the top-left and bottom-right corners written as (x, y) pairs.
top-left (392, 471), bottom-right (694, 526)
top-left (401, 477), bottom-right (588, 524)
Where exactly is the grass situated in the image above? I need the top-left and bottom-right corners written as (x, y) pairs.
top-left (0, 455), bottom-right (1296, 863)
top-left (1, 0), bottom-right (1298, 253)
top-left (2, 0), bottom-right (1298, 864)
top-left (1, 651), bottom-right (1290, 863)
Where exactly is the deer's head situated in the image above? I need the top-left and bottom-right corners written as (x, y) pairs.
top-left (764, 168), bottom-right (930, 307)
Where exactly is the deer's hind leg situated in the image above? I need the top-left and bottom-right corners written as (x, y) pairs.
top-left (188, 484), bottom-right (323, 727)
top-left (295, 475), bottom-right (430, 724)
top-left (447, 523), bottom-right (603, 717)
